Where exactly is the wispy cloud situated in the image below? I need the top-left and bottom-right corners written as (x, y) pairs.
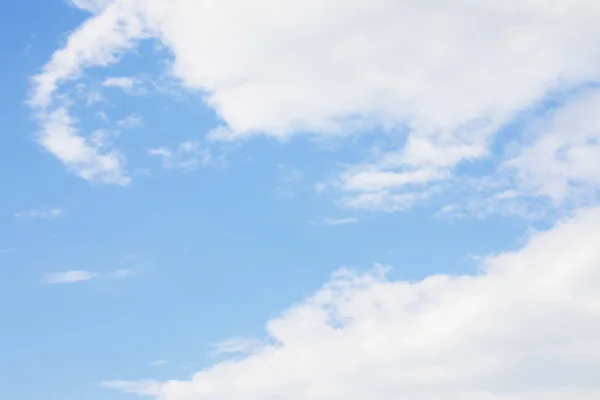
top-left (74, 82), bottom-right (106, 105)
top-left (309, 217), bottom-right (359, 227)
top-left (89, 129), bottom-right (120, 149)
top-left (109, 269), bottom-right (135, 279)
top-left (41, 270), bottom-right (97, 284)
top-left (116, 113), bottom-right (143, 129)
top-left (150, 360), bottom-right (168, 367)
top-left (41, 268), bottom-right (137, 285)
top-left (103, 76), bottom-right (144, 94)
top-left (27, 5), bottom-right (142, 185)
top-left (35, 108), bottom-right (130, 185)
top-left (323, 217), bottom-right (359, 226)
top-left (212, 338), bottom-right (264, 355)
top-left (149, 141), bottom-right (212, 171)
top-left (14, 207), bottom-right (64, 220)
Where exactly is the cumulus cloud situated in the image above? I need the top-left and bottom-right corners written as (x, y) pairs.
top-left (41, 270), bottom-right (97, 284)
top-left (105, 206), bottom-right (600, 399)
top-left (34, 0), bottom-right (600, 211)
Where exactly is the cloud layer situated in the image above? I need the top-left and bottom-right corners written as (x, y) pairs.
top-left (29, 3), bottom-right (600, 398)
top-left (107, 206), bottom-right (600, 399)
top-left (31, 0), bottom-right (600, 213)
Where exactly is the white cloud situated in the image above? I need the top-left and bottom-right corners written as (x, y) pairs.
top-left (339, 169), bottom-right (447, 193)
top-left (332, 166), bottom-right (446, 210)
top-left (14, 207), bottom-right (64, 220)
top-left (150, 360), bottom-right (168, 367)
top-left (318, 217), bottom-right (359, 227)
top-left (106, 206), bottom-right (600, 399)
top-left (69, 0), bottom-right (112, 13)
top-left (35, 0), bottom-right (600, 202)
top-left (90, 129), bottom-right (120, 149)
top-left (148, 141), bottom-right (211, 170)
top-left (102, 76), bottom-right (143, 94)
top-left (42, 270), bottom-right (97, 284)
top-left (116, 113), bottom-right (144, 129)
top-left (504, 88), bottom-right (600, 204)
top-left (28, 1), bottom-right (147, 184)
top-left (74, 82), bottom-right (106, 105)
top-left (340, 190), bottom-right (432, 213)
top-left (212, 338), bottom-right (265, 356)
top-left (430, 88), bottom-right (600, 219)
top-left (36, 108), bottom-right (129, 185)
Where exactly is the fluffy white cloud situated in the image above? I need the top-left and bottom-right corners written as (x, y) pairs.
top-left (136, 0), bottom-right (600, 143)
top-left (41, 270), bottom-right (97, 284)
top-left (106, 206), bottom-right (600, 399)
top-left (14, 207), bottom-right (64, 220)
top-left (34, 0), bottom-right (600, 211)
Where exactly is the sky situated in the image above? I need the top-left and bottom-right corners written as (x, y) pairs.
top-left (1, 0), bottom-right (600, 399)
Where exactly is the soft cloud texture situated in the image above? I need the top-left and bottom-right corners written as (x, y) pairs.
top-left (106, 206), bottom-right (600, 399)
top-left (36, 108), bottom-right (129, 185)
top-left (28, 0), bottom-right (148, 184)
top-left (117, 113), bottom-right (144, 129)
top-left (148, 141), bottom-right (212, 171)
top-left (504, 88), bottom-right (600, 204)
top-left (103, 76), bottom-right (142, 93)
top-left (321, 217), bottom-right (359, 227)
top-left (41, 270), bottom-right (97, 284)
top-left (33, 0), bottom-right (600, 213)
top-left (23, 3), bottom-right (600, 398)
top-left (14, 207), bottom-right (64, 220)
top-left (212, 338), bottom-right (265, 356)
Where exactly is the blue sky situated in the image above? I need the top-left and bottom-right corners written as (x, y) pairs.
top-left (2, 1), bottom-right (600, 400)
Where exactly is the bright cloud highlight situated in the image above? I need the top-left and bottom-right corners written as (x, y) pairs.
top-left (106, 206), bottom-right (600, 399)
